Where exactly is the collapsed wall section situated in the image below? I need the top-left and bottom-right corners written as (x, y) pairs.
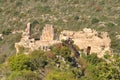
top-left (60, 28), bottom-right (111, 57)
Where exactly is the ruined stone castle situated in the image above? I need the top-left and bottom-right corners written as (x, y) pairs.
top-left (15, 23), bottom-right (111, 57)
top-left (60, 28), bottom-right (111, 57)
top-left (15, 23), bottom-right (60, 54)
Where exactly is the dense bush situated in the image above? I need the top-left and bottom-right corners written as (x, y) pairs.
top-left (29, 50), bottom-right (48, 70)
top-left (82, 54), bottom-right (120, 80)
top-left (45, 69), bottom-right (77, 80)
top-left (3, 49), bottom-right (120, 80)
top-left (7, 70), bottom-right (42, 80)
top-left (2, 29), bottom-right (11, 35)
top-left (8, 54), bottom-right (33, 71)
top-left (91, 18), bottom-right (100, 24)
top-left (84, 54), bottom-right (103, 65)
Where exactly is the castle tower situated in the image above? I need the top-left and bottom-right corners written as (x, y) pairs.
top-left (40, 24), bottom-right (54, 41)
top-left (22, 22), bottom-right (31, 39)
top-left (25, 22), bottom-right (31, 36)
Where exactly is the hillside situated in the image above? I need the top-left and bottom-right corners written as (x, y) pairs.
top-left (0, 0), bottom-right (120, 80)
top-left (0, 0), bottom-right (120, 56)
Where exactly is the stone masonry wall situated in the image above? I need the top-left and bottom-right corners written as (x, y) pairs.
top-left (60, 28), bottom-right (111, 57)
top-left (15, 23), bottom-right (60, 54)
top-left (15, 23), bottom-right (111, 57)
top-left (40, 24), bottom-right (54, 41)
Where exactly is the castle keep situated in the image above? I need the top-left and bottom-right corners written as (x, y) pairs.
top-left (15, 23), bottom-right (111, 57)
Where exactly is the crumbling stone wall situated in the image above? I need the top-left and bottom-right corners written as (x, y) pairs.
top-left (15, 23), bottom-right (111, 57)
top-left (40, 24), bottom-right (54, 41)
top-left (60, 28), bottom-right (111, 57)
top-left (15, 23), bottom-right (60, 54)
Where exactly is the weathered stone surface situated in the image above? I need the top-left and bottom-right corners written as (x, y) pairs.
top-left (22, 22), bottom-right (31, 39)
top-left (40, 24), bottom-right (54, 41)
top-left (15, 23), bottom-right (111, 57)
top-left (15, 23), bottom-right (60, 54)
top-left (60, 28), bottom-right (111, 57)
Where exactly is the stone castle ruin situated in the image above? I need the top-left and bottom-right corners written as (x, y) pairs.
top-left (40, 24), bottom-right (54, 41)
top-left (15, 23), bottom-right (60, 54)
top-left (60, 28), bottom-right (111, 57)
top-left (15, 23), bottom-right (111, 57)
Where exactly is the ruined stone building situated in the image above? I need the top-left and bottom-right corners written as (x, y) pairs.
top-left (60, 28), bottom-right (111, 57)
top-left (40, 24), bottom-right (54, 41)
top-left (15, 23), bottom-right (60, 54)
top-left (15, 23), bottom-right (111, 57)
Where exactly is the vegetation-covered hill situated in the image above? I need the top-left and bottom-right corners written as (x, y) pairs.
top-left (0, 0), bottom-right (120, 55)
top-left (0, 42), bottom-right (120, 80)
top-left (0, 0), bottom-right (120, 79)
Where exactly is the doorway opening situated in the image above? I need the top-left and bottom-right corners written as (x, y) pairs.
top-left (87, 46), bottom-right (91, 55)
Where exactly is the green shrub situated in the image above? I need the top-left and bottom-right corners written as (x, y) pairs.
top-left (2, 29), bottom-right (11, 35)
top-left (0, 54), bottom-right (7, 64)
top-left (95, 61), bottom-right (120, 80)
top-left (85, 54), bottom-right (103, 65)
top-left (8, 54), bottom-right (32, 71)
top-left (74, 16), bottom-right (79, 21)
top-left (51, 43), bottom-right (71, 58)
top-left (106, 22), bottom-right (115, 27)
top-left (45, 69), bottom-right (77, 80)
top-left (91, 18), bottom-right (100, 24)
top-left (29, 50), bottom-right (48, 70)
top-left (7, 70), bottom-right (42, 80)
top-left (104, 53), bottom-right (111, 59)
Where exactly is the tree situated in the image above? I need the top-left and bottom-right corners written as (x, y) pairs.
top-left (8, 54), bottom-right (32, 71)
top-left (94, 54), bottom-right (120, 80)
top-left (29, 50), bottom-right (48, 70)
top-left (94, 62), bottom-right (118, 80)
